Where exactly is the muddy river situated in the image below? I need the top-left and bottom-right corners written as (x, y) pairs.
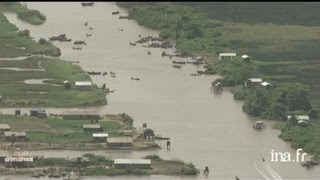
top-left (1, 2), bottom-right (320, 179)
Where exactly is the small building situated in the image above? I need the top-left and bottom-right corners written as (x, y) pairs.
top-left (241, 54), bottom-right (251, 62)
top-left (107, 137), bottom-right (133, 148)
top-left (62, 110), bottom-right (100, 120)
top-left (75, 81), bottom-right (92, 90)
top-left (218, 53), bottom-right (236, 60)
top-left (64, 80), bottom-right (71, 89)
top-left (4, 131), bottom-right (27, 142)
top-left (114, 159), bottom-right (151, 169)
top-left (245, 78), bottom-right (263, 88)
top-left (0, 124), bottom-right (10, 134)
top-left (83, 124), bottom-right (102, 132)
top-left (92, 133), bottom-right (109, 142)
top-left (4, 156), bottom-right (33, 168)
top-left (15, 109), bottom-right (21, 116)
top-left (29, 109), bottom-right (47, 118)
top-left (287, 115), bottom-right (310, 124)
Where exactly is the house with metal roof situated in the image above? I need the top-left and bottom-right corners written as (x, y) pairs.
top-left (92, 133), bottom-right (109, 142)
top-left (114, 158), bottom-right (151, 169)
top-left (107, 137), bottom-right (133, 148)
top-left (83, 124), bottom-right (102, 132)
top-left (62, 110), bottom-right (100, 120)
top-left (287, 115), bottom-right (310, 124)
top-left (4, 131), bottom-right (27, 142)
top-left (218, 53), bottom-right (237, 60)
top-left (245, 78), bottom-right (263, 88)
top-left (75, 81), bottom-right (92, 90)
top-left (0, 124), bottom-right (10, 134)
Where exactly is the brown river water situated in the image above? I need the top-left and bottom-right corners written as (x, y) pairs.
top-left (1, 2), bottom-right (319, 180)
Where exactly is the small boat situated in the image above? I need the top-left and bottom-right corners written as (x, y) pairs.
top-left (87, 71), bottom-right (102, 75)
top-left (112, 11), bottom-right (120, 15)
top-left (72, 47), bottom-right (82, 50)
top-left (81, 2), bottom-right (94, 6)
top-left (129, 42), bottom-right (136, 46)
top-left (49, 34), bottom-right (72, 42)
top-left (191, 73), bottom-right (201, 76)
top-left (89, 26), bottom-right (93, 30)
top-left (172, 65), bottom-right (182, 69)
top-left (147, 50), bottom-right (151, 55)
top-left (131, 77), bottom-right (140, 81)
top-left (102, 72), bottom-right (108, 76)
top-left (86, 33), bottom-right (92, 37)
top-left (155, 135), bottom-right (170, 140)
top-left (84, 22), bottom-right (88, 26)
top-left (301, 157), bottom-right (318, 167)
top-left (119, 28), bottom-right (123, 31)
top-left (110, 72), bottom-right (116, 78)
top-left (252, 121), bottom-right (265, 129)
top-left (119, 15), bottom-right (131, 19)
top-left (172, 60), bottom-right (186, 64)
top-left (74, 40), bottom-right (87, 45)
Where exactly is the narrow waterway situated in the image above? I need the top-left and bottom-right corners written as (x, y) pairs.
top-left (1, 2), bottom-right (320, 179)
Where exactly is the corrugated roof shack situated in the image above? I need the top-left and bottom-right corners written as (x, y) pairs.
top-left (0, 124), bottom-right (10, 134)
top-left (92, 133), bottom-right (109, 142)
top-left (244, 78), bottom-right (263, 88)
top-left (4, 131), bottom-right (27, 142)
top-left (62, 110), bottom-right (100, 120)
top-left (75, 81), bottom-right (92, 91)
top-left (30, 109), bottom-right (47, 118)
top-left (83, 124), bottom-right (102, 132)
top-left (114, 159), bottom-right (151, 169)
top-left (4, 156), bottom-right (33, 168)
top-left (107, 137), bottom-right (133, 149)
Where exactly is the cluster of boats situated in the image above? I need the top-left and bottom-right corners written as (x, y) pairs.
top-left (143, 41), bottom-right (173, 49)
top-left (49, 34), bottom-right (71, 42)
top-left (86, 71), bottom-right (116, 78)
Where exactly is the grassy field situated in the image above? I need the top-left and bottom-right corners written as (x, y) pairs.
top-left (0, 57), bottom-right (107, 107)
top-left (0, 2), bottom-right (46, 25)
top-left (0, 115), bottom-right (124, 143)
top-left (0, 12), bottom-right (60, 58)
top-left (0, 10), bottom-right (106, 107)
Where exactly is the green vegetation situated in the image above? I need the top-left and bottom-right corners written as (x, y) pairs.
top-left (0, 2), bottom-right (46, 25)
top-left (143, 155), bottom-right (199, 176)
top-left (117, 2), bottom-right (226, 55)
top-left (0, 115), bottom-right (124, 143)
top-left (0, 57), bottom-right (106, 107)
top-left (118, 2), bottom-right (320, 156)
top-left (0, 12), bottom-right (60, 58)
top-left (276, 121), bottom-right (320, 157)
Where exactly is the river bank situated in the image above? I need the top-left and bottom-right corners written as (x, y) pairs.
top-left (0, 154), bottom-right (198, 177)
top-left (117, 2), bottom-right (320, 159)
top-left (0, 8), bottom-right (107, 107)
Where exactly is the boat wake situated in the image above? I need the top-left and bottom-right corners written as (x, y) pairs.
top-left (254, 159), bottom-right (282, 180)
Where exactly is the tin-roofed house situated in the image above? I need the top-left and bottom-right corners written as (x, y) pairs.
top-left (0, 124), bottom-right (10, 135)
top-left (107, 137), bottom-right (133, 148)
top-left (287, 115), bottom-right (310, 126)
top-left (75, 81), bottom-right (92, 91)
top-left (4, 131), bottom-right (27, 142)
top-left (62, 110), bottom-right (100, 120)
top-left (114, 159), bottom-right (151, 169)
top-left (29, 109), bottom-right (47, 118)
top-left (244, 78), bottom-right (263, 88)
top-left (4, 156), bottom-right (33, 168)
top-left (218, 53), bottom-right (236, 60)
top-left (83, 124), bottom-right (103, 132)
top-left (241, 54), bottom-right (251, 62)
top-left (92, 133), bottom-right (109, 142)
